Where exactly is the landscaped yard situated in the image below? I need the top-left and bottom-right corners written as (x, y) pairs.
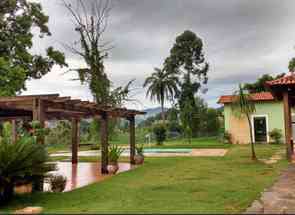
top-left (1, 143), bottom-right (288, 214)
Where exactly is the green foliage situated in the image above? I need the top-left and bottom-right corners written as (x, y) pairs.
top-left (0, 0), bottom-right (67, 95)
top-left (243, 73), bottom-right (285, 93)
top-left (0, 135), bottom-right (55, 203)
top-left (164, 30), bottom-right (209, 139)
top-left (108, 145), bottom-right (124, 163)
top-left (232, 84), bottom-right (257, 160)
top-left (289, 57), bottom-right (295, 72)
top-left (143, 68), bottom-right (179, 120)
top-left (135, 144), bottom-right (144, 156)
top-left (269, 128), bottom-right (283, 144)
top-left (223, 131), bottom-right (232, 144)
top-left (46, 121), bottom-right (71, 145)
top-left (153, 123), bottom-right (167, 145)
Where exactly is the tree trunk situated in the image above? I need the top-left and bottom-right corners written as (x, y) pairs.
top-left (161, 99), bottom-right (165, 122)
top-left (247, 114), bottom-right (257, 160)
top-left (0, 183), bottom-right (14, 205)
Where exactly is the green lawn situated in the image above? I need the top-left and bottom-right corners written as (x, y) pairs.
top-left (1, 144), bottom-right (288, 214)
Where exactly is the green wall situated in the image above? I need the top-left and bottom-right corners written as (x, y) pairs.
top-left (224, 101), bottom-right (285, 141)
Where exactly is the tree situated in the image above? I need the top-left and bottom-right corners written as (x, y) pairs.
top-left (143, 67), bottom-right (179, 121)
top-left (231, 84), bottom-right (257, 160)
top-left (164, 30), bottom-right (209, 137)
top-left (0, 0), bottom-right (67, 95)
top-left (289, 57), bottom-right (295, 73)
top-left (243, 73), bottom-right (285, 93)
top-left (63, 0), bottom-right (133, 107)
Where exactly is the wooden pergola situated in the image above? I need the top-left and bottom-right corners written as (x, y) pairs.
top-left (266, 73), bottom-right (295, 161)
top-left (0, 94), bottom-right (145, 173)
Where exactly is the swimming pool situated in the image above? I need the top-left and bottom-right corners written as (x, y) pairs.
top-left (122, 148), bottom-right (192, 155)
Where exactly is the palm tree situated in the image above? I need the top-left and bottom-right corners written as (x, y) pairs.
top-left (143, 68), bottom-right (179, 121)
top-left (231, 84), bottom-right (257, 160)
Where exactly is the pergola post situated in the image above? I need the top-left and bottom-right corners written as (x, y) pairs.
top-left (33, 98), bottom-right (45, 145)
top-left (11, 119), bottom-right (17, 144)
top-left (128, 115), bottom-right (136, 165)
top-left (283, 91), bottom-right (293, 161)
top-left (71, 118), bottom-right (80, 164)
top-left (100, 112), bottom-right (109, 174)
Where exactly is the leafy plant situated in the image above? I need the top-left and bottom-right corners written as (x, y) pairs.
top-left (153, 123), bottom-right (167, 145)
top-left (108, 145), bottom-right (124, 164)
top-left (49, 175), bottom-right (67, 192)
top-left (231, 84), bottom-right (257, 160)
top-left (136, 144), bottom-right (144, 156)
top-left (269, 129), bottom-right (283, 144)
top-left (0, 135), bottom-right (56, 204)
top-left (223, 131), bottom-right (232, 144)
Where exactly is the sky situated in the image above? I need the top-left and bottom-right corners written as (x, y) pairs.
top-left (24, 0), bottom-right (295, 110)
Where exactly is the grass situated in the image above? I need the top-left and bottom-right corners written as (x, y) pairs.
top-left (1, 144), bottom-right (288, 214)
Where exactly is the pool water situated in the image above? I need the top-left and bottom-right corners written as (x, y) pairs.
top-left (122, 148), bottom-right (192, 154)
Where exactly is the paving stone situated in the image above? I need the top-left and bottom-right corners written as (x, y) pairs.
top-left (244, 164), bottom-right (295, 214)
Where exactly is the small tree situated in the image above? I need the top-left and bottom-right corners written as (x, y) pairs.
top-left (153, 123), bottom-right (167, 145)
top-left (231, 84), bottom-right (257, 160)
top-left (269, 129), bottom-right (283, 144)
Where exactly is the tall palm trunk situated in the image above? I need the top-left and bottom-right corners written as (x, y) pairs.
top-left (161, 99), bottom-right (165, 122)
top-left (247, 114), bottom-right (257, 160)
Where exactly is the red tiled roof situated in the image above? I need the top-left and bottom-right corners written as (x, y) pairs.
top-left (266, 73), bottom-right (295, 86)
top-left (217, 92), bottom-right (275, 104)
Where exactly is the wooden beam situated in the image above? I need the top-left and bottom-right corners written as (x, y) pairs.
top-left (33, 98), bottom-right (45, 145)
top-left (71, 118), bottom-right (80, 164)
top-left (128, 116), bottom-right (136, 165)
top-left (100, 112), bottom-right (109, 174)
top-left (283, 92), bottom-right (293, 161)
top-left (11, 119), bottom-right (17, 144)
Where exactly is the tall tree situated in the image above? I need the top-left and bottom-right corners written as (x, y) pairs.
top-left (232, 84), bottom-right (257, 160)
top-left (0, 0), bottom-right (67, 96)
top-left (63, 0), bottom-right (132, 107)
top-left (164, 30), bottom-right (209, 138)
top-left (243, 73), bottom-right (285, 93)
top-left (143, 67), bottom-right (179, 121)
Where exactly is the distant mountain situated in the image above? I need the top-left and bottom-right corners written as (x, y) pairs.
top-left (135, 107), bottom-right (168, 125)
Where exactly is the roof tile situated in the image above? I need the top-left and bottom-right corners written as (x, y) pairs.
top-left (217, 92), bottom-right (274, 104)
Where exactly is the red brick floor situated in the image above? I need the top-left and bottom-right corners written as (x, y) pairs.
top-left (49, 162), bottom-right (134, 192)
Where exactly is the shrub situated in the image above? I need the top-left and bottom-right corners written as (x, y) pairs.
top-left (49, 175), bottom-right (67, 192)
top-left (136, 144), bottom-right (144, 156)
top-left (108, 145), bottom-right (124, 164)
top-left (223, 131), bottom-right (232, 144)
top-left (153, 123), bottom-right (167, 145)
top-left (269, 128), bottom-right (283, 144)
top-left (0, 135), bottom-right (56, 204)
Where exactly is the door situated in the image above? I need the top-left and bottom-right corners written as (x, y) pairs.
top-left (253, 116), bottom-right (267, 142)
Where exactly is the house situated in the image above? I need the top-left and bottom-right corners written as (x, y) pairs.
top-left (218, 92), bottom-right (289, 144)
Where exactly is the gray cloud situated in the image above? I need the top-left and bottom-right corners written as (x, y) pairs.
top-left (26, 0), bottom-right (295, 109)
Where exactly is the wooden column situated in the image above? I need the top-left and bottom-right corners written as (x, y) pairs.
top-left (283, 92), bottom-right (293, 161)
top-left (71, 118), bottom-right (80, 164)
top-left (32, 98), bottom-right (45, 145)
top-left (100, 112), bottom-right (109, 174)
top-left (129, 115), bottom-right (136, 164)
top-left (11, 120), bottom-right (17, 144)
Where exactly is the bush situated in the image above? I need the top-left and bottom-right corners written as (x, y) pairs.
top-left (269, 128), bottom-right (283, 144)
top-left (49, 175), bottom-right (67, 192)
top-left (223, 131), bottom-right (232, 144)
top-left (0, 135), bottom-right (56, 204)
top-left (136, 144), bottom-right (144, 156)
top-left (153, 123), bottom-right (167, 145)
top-left (108, 145), bottom-right (124, 164)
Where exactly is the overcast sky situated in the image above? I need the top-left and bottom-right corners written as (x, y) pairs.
top-left (24, 0), bottom-right (295, 110)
